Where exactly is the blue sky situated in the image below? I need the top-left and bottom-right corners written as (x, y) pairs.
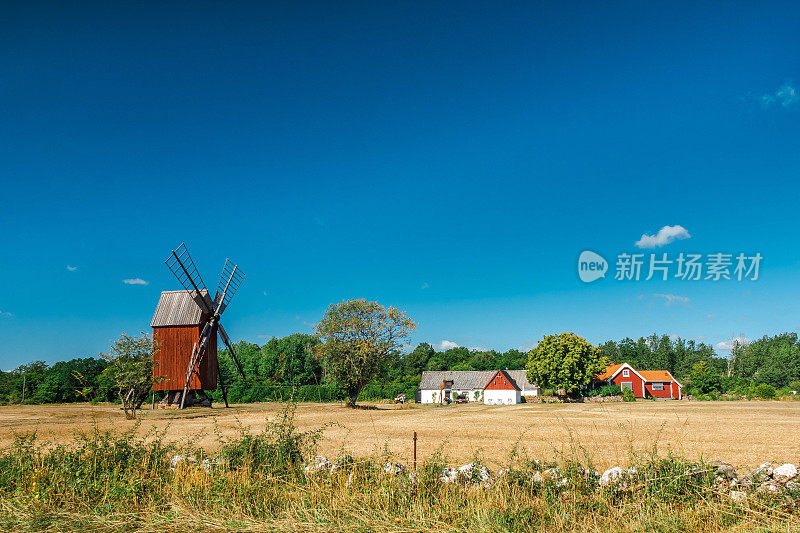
top-left (1, 1), bottom-right (800, 368)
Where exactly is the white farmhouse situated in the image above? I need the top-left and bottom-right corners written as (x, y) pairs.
top-left (417, 370), bottom-right (540, 405)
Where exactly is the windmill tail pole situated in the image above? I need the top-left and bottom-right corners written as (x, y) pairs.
top-left (219, 325), bottom-right (245, 377)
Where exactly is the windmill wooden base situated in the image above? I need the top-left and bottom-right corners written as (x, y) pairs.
top-left (157, 390), bottom-right (213, 409)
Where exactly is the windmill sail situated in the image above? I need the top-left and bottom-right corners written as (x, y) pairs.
top-left (213, 258), bottom-right (245, 316)
top-left (165, 243), bottom-right (212, 314)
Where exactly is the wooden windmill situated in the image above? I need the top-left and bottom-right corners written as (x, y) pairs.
top-left (151, 243), bottom-right (246, 409)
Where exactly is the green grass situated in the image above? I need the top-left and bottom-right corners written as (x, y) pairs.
top-left (0, 403), bottom-right (797, 532)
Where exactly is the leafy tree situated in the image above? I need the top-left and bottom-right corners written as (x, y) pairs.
top-left (526, 332), bottom-right (607, 396)
top-left (690, 361), bottom-right (721, 394)
top-left (753, 383), bottom-right (776, 400)
top-left (100, 333), bottom-right (161, 419)
top-left (731, 333), bottom-right (800, 388)
top-left (315, 299), bottom-right (416, 407)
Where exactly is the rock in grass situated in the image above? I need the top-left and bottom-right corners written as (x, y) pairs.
top-left (713, 461), bottom-right (738, 481)
top-left (304, 455), bottom-right (331, 474)
top-left (200, 458), bottom-right (217, 473)
top-left (730, 490), bottom-right (748, 503)
top-left (751, 462), bottom-right (774, 481)
top-left (170, 455), bottom-right (197, 470)
top-left (384, 462), bottom-right (407, 475)
top-left (736, 474), bottom-right (756, 491)
top-left (757, 480), bottom-right (784, 494)
top-left (599, 467), bottom-right (625, 487)
top-left (773, 463), bottom-right (799, 483)
top-left (458, 463), bottom-right (492, 485)
top-left (331, 454), bottom-right (354, 474)
top-left (440, 467), bottom-right (458, 483)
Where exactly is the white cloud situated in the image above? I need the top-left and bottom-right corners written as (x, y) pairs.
top-left (433, 340), bottom-right (459, 351)
top-left (715, 335), bottom-right (751, 351)
top-left (691, 335), bottom-right (707, 341)
top-left (0, 310), bottom-right (13, 318)
top-left (420, 282), bottom-right (430, 289)
top-left (653, 293), bottom-right (690, 306)
top-left (705, 314), bottom-right (715, 320)
top-left (66, 265), bottom-right (78, 272)
top-left (123, 278), bottom-right (149, 286)
top-left (635, 225), bottom-right (691, 249)
top-left (761, 83), bottom-right (799, 108)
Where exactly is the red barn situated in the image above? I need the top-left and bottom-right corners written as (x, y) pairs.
top-left (597, 363), bottom-right (681, 399)
top-left (150, 290), bottom-right (217, 392)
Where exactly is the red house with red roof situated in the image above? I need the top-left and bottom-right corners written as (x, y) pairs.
top-left (596, 363), bottom-right (682, 399)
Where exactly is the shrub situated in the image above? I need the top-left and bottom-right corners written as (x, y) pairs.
top-left (218, 402), bottom-right (323, 475)
top-left (788, 380), bottom-right (800, 393)
top-left (753, 383), bottom-right (776, 400)
top-left (622, 387), bottom-right (636, 402)
top-left (599, 383), bottom-right (622, 397)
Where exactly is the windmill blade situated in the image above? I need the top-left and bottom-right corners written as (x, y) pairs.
top-left (219, 323), bottom-right (246, 377)
top-left (215, 359), bottom-right (230, 408)
top-left (165, 243), bottom-right (212, 314)
top-left (213, 259), bottom-right (245, 316)
top-left (179, 320), bottom-right (218, 409)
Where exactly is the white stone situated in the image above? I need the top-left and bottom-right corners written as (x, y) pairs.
top-left (599, 467), bottom-right (625, 487)
top-left (200, 458), bottom-right (217, 473)
top-left (773, 463), bottom-right (798, 482)
top-left (730, 490), bottom-right (747, 503)
top-left (457, 463), bottom-right (491, 484)
top-left (440, 467), bottom-right (458, 483)
top-left (384, 462), bottom-right (407, 475)
top-left (304, 455), bottom-right (331, 474)
top-left (170, 455), bottom-right (197, 471)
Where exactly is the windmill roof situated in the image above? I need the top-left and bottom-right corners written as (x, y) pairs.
top-left (151, 290), bottom-right (206, 327)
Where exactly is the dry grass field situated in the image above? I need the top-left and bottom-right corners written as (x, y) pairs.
top-left (1, 400), bottom-right (798, 470)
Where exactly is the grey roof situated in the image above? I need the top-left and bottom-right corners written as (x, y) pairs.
top-left (504, 370), bottom-right (539, 391)
top-left (419, 371), bottom-right (495, 390)
top-left (151, 290), bottom-right (206, 327)
top-left (419, 370), bottom-right (540, 391)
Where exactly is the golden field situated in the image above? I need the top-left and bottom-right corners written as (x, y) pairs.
top-left (1, 400), bottom-right (798, 470)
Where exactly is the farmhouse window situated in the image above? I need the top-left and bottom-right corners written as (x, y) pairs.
top-left (652, 383), bottom-right (664, 391)
top-left (622, 369), bottom-right (630, 377)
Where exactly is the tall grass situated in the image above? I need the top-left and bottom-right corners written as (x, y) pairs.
top-left (0, 403), bottom-right (797, 532)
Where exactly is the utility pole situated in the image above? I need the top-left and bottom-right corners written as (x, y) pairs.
top-left (21, 374), bottom-right (26, 404)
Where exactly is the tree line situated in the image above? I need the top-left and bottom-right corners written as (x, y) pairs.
top-left (2, 329), bottom-right (798, 405)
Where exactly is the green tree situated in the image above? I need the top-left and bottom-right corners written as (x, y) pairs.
top-left (100, 332), bottom-right (161, 419)
top-left (526, 332), bottom-right (607, 396)
top-left (315, 299), bottom-right (416, 408)
top-left (690, 361), bottom-right (721, 394)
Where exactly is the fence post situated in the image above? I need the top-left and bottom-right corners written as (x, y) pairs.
top-left (413, 431), bottom-right (417, 470)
